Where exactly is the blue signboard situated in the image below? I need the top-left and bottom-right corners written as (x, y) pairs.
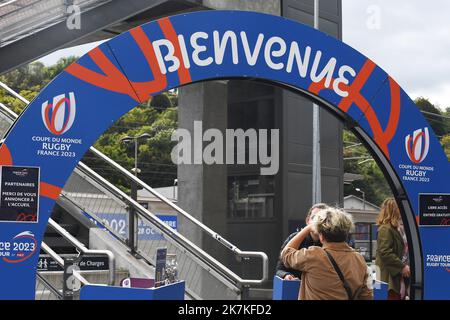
top-left (0, 10), bottom-right (448, 299)
top-left (80, 281), bottom-right (185, 300)
top-left (83, 211), bottom-right (177, 241)
top-left (0, 166), bottom-right (40, 223)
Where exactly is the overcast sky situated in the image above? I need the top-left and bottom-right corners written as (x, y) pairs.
top-left (38, 0), bottom-right (450, 110)
top-left (343, 0), bottom-right (450, 110)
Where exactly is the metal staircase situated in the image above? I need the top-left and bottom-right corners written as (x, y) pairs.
top-left (0, 81), bottom-right (269, 300)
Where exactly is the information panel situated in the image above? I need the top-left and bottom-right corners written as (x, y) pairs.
top-left (419, 194), bottom-right (450, 226)
top-left (155, 247), bottom-right (167, 288)
top-left (0, 166), bottom-right (40, 223)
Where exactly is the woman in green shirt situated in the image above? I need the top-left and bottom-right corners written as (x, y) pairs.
top-left (375, 198), bottom-right (410, 300)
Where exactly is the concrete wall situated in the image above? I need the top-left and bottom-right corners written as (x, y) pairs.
top-left (177, 81), bottom-right (229, 259)
top-left (203, 0), bottom-right (280, 14)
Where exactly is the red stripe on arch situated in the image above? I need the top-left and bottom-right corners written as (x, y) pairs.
top-left (0, 144), bottom-right (13, 165)
top-left (40, 182), bottom-right (62, 200)
top-left (129, 26), bottom-right (168, 102)
top-left (338, 59), bottom-right (376, 112)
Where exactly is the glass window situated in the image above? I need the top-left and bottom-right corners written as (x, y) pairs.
top-left (227, 175), bottom-right (275, 220)
top-left (351, 223), bottom-right (376, 261)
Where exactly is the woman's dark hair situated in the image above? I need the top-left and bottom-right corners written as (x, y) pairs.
top-left (306, 203), bottom-right (329, 221)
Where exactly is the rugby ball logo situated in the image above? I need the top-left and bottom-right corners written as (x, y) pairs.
top-left (405, 127), bottom-right (430, 164)
top-left (41, 92), bottom-right (76, 135)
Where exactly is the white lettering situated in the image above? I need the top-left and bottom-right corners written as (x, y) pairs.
top-left (286, 42), bottom-right (311, 77)
top-left (213, 30), bottom-right (239, 65)
top-left (240, 32), bottom-right (264, 66)
top-left (178, 35), bottom-right (191, 69)
top-left (153, 39), bottom-right (180, 74)
top-left (333, 65), bottom-right (356, 97)
top-left (310, 50), bottom-right (336, 88)
top-left (264, 36), bottom-right (286, 70)
top-left (191, 32), bottom-right (213, 67)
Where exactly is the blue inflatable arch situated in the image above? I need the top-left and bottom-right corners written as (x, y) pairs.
top-left (0, 11), bottom-right (449, 299)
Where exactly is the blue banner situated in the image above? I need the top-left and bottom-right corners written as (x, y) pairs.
top-left (83, 211), bottom-right (177, 241)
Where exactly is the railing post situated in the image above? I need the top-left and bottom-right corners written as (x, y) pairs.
top-left (128, 181), bottom-right (138, 255)
top-left (369, 223), bottom-right (373, 261)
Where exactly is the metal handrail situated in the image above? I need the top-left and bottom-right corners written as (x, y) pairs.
top-left (36, 272), bottom-right (64, 300)
top-left (41, 241), bottom-right (90, 286)
top-left (0, 82), bottom-right (28, 104)
top-left (0, 1), bottom-right (21, 9)
top-left (0, 81), bottom-right (268, 286)
top-left (0, 102), bottom-right (18, 119)
top-left (57, 192), bottom-right (214, 301)
top-left (47, 218), bottom-right (116, 286)
top-left (89, 147), bottom-right (269, 282)
top-left (78, 161), bottom-right (267, 287)
top-left (41, 242), bottom-right (65, 267)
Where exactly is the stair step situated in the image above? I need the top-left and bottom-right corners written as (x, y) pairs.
top-left (245, 288), bottom-right (273, 300)
top-left (45, 223), bottom-right (79, 236)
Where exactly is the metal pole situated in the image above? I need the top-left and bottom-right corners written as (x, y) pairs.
top-left (312, 0), bottom-right (322, 204)
top-left (369, 223), bottom-right (373, 261)
top-left (363, 191), bottom-right (366, 210)
top-left (134, 138), bottom-right (138, 177)
top-left (129, 137), bottom-right (138, 254)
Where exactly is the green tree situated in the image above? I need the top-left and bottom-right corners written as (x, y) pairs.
top-left (414, 97), bottom-right (446, 137)
top-left (149, 93), bottom-right (172, 111)
top-left (441, 134), bottom-right (450, 161)
top-left (87, 105), bottom-right (178, 190)
top-left (0, 57), bottom-right (78, 114)
top-left (44, 56), bottom-right (78, 80)
top-left (0, 57), bottom-right (178, 191)
top-left (343, 129), bottom-right (392, 206)
top-left (444, 107), bottom-right (450, 134)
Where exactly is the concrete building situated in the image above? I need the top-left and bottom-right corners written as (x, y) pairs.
top-left (344, 195), bottom-right (380, 262)
top-left (177, 0), bottom-right (344, 285)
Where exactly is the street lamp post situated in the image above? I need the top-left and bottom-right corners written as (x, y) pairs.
top-left (355, 187), bottom-right (366, 211)
top-left (121, 133), bottom-right (150, 254)
top-left (121, 133), bottom-right (151, 176)
top-left (355, 187), bottom-right (371, 260)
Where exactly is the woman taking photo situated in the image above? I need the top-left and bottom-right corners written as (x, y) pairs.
top-left (281, 207), bottom-right (373, 300)
top-left (375, 198), bottom-right (410, 300)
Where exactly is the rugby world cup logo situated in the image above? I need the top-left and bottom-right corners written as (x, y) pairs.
top-left (41, 92), bottom-right (76, 135)
top-left (405, 127), bottom-right (430, 164)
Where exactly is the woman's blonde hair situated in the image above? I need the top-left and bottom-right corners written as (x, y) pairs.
top-left (377, 198), bottom-right (400, 227)
top-left (311, 207), bottom-right (354, 242)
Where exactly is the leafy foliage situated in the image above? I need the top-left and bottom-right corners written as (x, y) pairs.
top-left (0, 58), bottom-right (177, 191)
top-left (149, 93), bottom-right (172, 110)
top-left (343, 130), bottom-right (393, 206)
top-left (414, 97), bottom-right (448, 137)
top-left (89, 103), bottom-right (178, 190)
